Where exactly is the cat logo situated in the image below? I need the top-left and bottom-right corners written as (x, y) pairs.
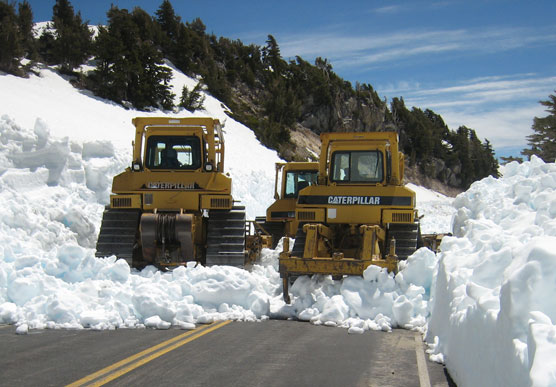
top-left (147, 182), bottom-right (196, 190)
top-left (327, 195), bottom-right (381, 205)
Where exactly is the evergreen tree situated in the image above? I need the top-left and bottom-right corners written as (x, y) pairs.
top-left (0, 2), bottom-right (23, 75)
top-left (262, 35), bottom-right (285, 76)
top-left (155, 0), bottom-right (180, 40)
top-left (179, 83), bottom-right (205, 112)
top-left (187, 17), bottom-right (206, 35)
top-left (90, 6), bottom-right (174, 110)
top-left (50, 0), bottom-right (92, 72)
top-left (17, 1), bottom-right (37, 61)
top-left (522, 91), bottom-right (556, 162)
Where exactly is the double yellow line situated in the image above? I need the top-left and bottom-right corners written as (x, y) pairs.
top-left (67, 320), bottom-right (231, 387)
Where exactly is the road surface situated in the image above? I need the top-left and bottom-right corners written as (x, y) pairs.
top-left (0, 320), bottom-right (454, 386)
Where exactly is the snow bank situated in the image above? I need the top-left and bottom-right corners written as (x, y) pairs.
top-left (426, 156), bottom-right (556, 387)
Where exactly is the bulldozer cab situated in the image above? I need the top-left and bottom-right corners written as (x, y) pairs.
top-left (330, 150), bottom-right (383, 183)
top-left (131, 117), bottom-right (225, 174)
top-left (146, 136), bottom-right (201, 170)
top-left (318, 132), bottom-right (404, 187)
top-left (281, 164), bottom-right (318, 199)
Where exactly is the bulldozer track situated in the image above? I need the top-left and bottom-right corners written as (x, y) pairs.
top-left (386, 221), bottom-right (421, 260)
top-left (205, 205), bottom-right (246, 267)
top-left (95, 208), bottom-right (141, 265)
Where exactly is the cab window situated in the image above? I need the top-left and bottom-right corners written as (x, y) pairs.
top-left (331, 151), bottom-right (383, 183)
top-left (284, 170), bottom-right (318, 198)
top-left (146, 136), bottom-right (201, 170)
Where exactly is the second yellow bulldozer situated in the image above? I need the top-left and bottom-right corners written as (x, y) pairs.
top-left (279, 131), bottom-right (421, 302)
top-left (253, 162), bottom-right (318, 248)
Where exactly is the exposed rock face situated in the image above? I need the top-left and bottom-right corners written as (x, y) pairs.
top-left (286, 124), bottom-right (321, 161)
top-left (299, 93), bottom-right (389, 135)
top-left (404, 163), bottom-right (462, 197)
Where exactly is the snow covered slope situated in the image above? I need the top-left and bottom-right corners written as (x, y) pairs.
top-left (1, 63), bottom-right (555, 386)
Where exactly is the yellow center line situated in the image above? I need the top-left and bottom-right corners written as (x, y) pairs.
top-left (67, 320), bottom-right (231, 387)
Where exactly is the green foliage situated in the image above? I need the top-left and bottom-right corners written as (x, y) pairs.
top-left (0, 1), bottom-right (23, 75)
top-left (500, 156), bottom-right (523, 165)
top-left (49, 0), bottom-right (92, 72)
top-left (179, 83), bottom-right (205, 112)
top-left (262, 35), bottom-right (285, 77)
top-left (522, 91), bottom-right (556, 162)
top-left (17, 1), bottom-right (37, 61)
top-left (89, 6), bottom-right (174, 110)
top-left (155, 0), bottom-right (180, 40)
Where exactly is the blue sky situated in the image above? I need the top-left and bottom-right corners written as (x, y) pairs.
top-left (25, 0), bottom-right (556, 157)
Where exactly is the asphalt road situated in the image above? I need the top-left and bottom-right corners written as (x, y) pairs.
top-left (0, 320), bottom-right (454, 387)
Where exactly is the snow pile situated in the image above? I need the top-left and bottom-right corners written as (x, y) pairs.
top-left (426, 156), bottom-right (556, 387)
top-left (271, 247), bottom-right (438, 333)
top-left (0, 250), bottom-right (276, 330)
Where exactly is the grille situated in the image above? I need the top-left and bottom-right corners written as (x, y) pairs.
top-left (211, 198), bottom-right (230, 208)
top-left (297, 211), bottom-right (316, 221)
top-left (112, 197), bottom-right (132, 208)
top-left (392, 212), bottom-right (412, 222)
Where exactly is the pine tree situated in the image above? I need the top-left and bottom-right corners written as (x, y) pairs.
top-left (17, 1), bottom-right (37, 61)
top-left (179, 83), bottom-right (205, 112)
top-left (522, 91), bottom-right (556, 162)
top-left (155, 0), bottom-right (180, 40)
top-left (0, 2), bottom-right (23, 75)
top-left (187, 17), bottom-right (206, 35)
top-left (262, 35), bottom-right (285, 76)
top-left (51, 0), bottom-right (92, 72)
top-left (90, 6), bottom-right (174, 110)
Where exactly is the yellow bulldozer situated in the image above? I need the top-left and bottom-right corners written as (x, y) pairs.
top-left (279, 131), bottom-right (421, 302)
top-left (253, 162), bottom-right (318, 249)
top-left (95, 117), bottom-right (247, 268)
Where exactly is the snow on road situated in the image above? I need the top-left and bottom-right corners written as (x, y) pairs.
top-left (1, 64), bottom-right (555, 386)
